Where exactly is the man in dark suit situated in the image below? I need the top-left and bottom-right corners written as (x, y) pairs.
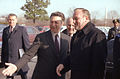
top-left (56, 8), bottom-right (107, 79)
top-left (2, 12), bottom-right (70, 79)
top-left (1, 13), bottom-right (30, 79)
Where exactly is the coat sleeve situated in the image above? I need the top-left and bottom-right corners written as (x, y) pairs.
top-left (15, 35), bottom-right (41, 71)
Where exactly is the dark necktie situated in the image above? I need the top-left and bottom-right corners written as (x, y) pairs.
top-left (55, 34), bottom-right (59, 53)
top-left (10, 27), bottom-right (13, 33)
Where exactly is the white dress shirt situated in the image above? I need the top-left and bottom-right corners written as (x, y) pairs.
top-left (51, 32), bottom-right (60, 49)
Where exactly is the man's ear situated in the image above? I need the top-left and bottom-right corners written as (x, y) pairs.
top-left (86, 16), bottom-right (89, 20)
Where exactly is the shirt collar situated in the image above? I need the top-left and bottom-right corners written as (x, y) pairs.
top-left (9, 25), bottom-right (16, 29)
top-left (51, 31), bottom-right (61, 38)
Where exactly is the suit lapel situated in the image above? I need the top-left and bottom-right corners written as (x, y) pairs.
top-left (46, 30), bottom-right (56, 52)
top-left (4, 25), bottom-right (19, 41)
top-left (60, 33), bottom-right (64, 53)
top-left (10, 25), bottom-right (18, 37)
top-left (5, 26), bottom-right (11, 39)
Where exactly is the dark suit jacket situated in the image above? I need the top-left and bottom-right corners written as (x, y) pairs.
top-left (15, 30), bottom-right (70, 79)
top-left (113, 34), bottom-right (120, 79)
top-left (1, 25), bottom-right (30, 72)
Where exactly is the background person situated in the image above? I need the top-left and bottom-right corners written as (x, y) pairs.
top-left (62, 17), bottom-right (76, 37)
top-left (62, 17), bottom-right (76, 79)
top-left (1, 13), bottom-right (30, 79)
top-left (108, 19), bottom-right (120, 41)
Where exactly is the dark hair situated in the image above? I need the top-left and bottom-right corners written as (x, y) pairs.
top-left (74, 8), bottom-right (91, 20)
top-left (8, 13), bottom-right (17, 18)
top-left (113, 19), bottom-right (120, 24)
top-left (50, 12), bottom-right (65, 21)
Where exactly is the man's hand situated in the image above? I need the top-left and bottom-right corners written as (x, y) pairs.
top-left (2, 63), bottom-right (17, 76)
top-left (56, 64), bottom-right (64, 76)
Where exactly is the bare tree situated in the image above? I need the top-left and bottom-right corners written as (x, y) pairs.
top-left (67, 7), bottom-right (75, 17)
top-left (91, 11), bottom-right (100, 24)
top-left (107, 10), bottom-right (119, 20)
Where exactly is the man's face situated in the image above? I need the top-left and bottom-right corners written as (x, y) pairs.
top-left (73, 10), bottom-right (86, 30)
top-left (114, 22), bottom-right (120, 27)
top-left (8, 16), bottom-right (17, 27)
top-left (50, 16), bottom-right (63, 33)
top-left (67, 18), bottom-right (75, 34)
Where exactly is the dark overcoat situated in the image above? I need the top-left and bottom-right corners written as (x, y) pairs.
top-left (64, 22), bottom-right (107, 79)
top-left (1, 25), bottom-right (30, 72)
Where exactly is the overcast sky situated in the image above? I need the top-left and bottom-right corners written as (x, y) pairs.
top-left (0, 0), bottom-right (120, 19)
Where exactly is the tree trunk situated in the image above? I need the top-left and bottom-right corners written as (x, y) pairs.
top-left (33, 19), bottom-right (36, 23)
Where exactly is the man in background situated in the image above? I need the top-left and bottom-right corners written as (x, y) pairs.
top-left (62, 17), bottom-right (76, 37)
top-left (1, 13), bottom-right (30, 79)
top-left (62, 17), bottom-right (76, 79)
top-left (108, 19), bottom-right (120, 41)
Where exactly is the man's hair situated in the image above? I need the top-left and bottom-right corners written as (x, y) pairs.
top-left (50, 12), bottom-right (65, 21)
top-left (8, 13), bottom-right (17, 18)
top-left (66, 17), bottom-right (73, 24)
top-left (74, 8), bottom-right (91, 20)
